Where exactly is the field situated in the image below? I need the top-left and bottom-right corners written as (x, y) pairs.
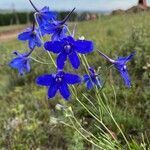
top-left (0, 12), bottom-right (150, 149)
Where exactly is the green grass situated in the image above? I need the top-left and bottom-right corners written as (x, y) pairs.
top-left (0, 12), bottom-right (150, 149)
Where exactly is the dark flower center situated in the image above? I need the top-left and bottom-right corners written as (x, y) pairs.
top-left (55, 72), bottom-right (65, 83)
top-left (64, 44), bottom-right (72, 54)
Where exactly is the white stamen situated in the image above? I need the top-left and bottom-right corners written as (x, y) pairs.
top-left (79, 36), bottom-right (85, 40)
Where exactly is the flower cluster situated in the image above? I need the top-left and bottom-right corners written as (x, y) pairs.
top-left (9, 0), bottom-right (136, 100)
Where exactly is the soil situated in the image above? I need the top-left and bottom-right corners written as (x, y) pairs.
top-left (0, 26), bottom-right (25, 42)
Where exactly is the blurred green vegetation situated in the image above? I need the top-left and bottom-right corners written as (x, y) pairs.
top-left (0, 11), bottom-right (77, 26)
top-left (0, 12), bottom-right (150, 149)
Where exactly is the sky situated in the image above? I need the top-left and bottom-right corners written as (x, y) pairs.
top-left (0, 0), bottom-right (150, 12)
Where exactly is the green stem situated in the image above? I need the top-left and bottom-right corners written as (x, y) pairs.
top-left (30, 56), bottom-right (52, 65)
top-left (68, 115), bottom-right (104, 149)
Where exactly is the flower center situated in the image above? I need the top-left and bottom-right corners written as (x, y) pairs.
top-left (55, 77), bottom-right (62, 83)
top-left (55, 72), bottom-right (64, 83)
top-left (122, 65), bottom-right (127, 71)
top-left (64, 44), bottom-right (72, 53)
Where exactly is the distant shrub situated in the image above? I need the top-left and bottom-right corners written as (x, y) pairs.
top-left (0, 12), bottom-right (34, 26)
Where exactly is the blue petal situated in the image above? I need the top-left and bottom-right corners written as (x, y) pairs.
top-left (117, 52), bottom-right (136, 64)
top-left (36, 16), bottom-right (44, 27)
top-left (59, 82), bottom-right (70, 100)
top-left (74, 40), bottom-right (94, 54)
top-left (125, 52), bottom-right (136, 62)
top-left (51, 32), bottom-right (60, 41)
top-left (18, 68), bottom-right (24, 76)
top-left (48, 84), bottom-right (58, 99)
top-left (57, 53), bottom-right (67, 69)
top-left (44, 41), bottom-right (62, 53)
top-left (9, 57), bottom-right (23, 69)
top-left (36, 74), bottom-right (53, 86)
top-left (83, 75), bottom-right (90, 82)
top-left (51, 26), bottom-right (67, 41)
top-left (86, 80), bottom-right (94, 90)
top-left (89, 67), bottom-right (96, 76)
top-left (69, 52), bottom-right (80, 69)
top-left (43, 12), bottom-right (57, 20)
top-left (34, 36), bottom-right (42, 47)
top-left (118, 69), bottom-right (131, 88)
top-left (29, 38), bottom-right (35, 50)
top-left (25, 60), bottom-right (31, 73)
top-left (64, 73), bottom-right (81, 84)
top-left (42, 23), bottom-right (56, 34)
top-left (40, 6), bottom-right (57, 20)
top-left (40, 6), bottom-right (49, 12)
top-left (92, 76), bottom-right (103, 88)
top-left (18, 32), bottom-right (31, 41)
top-left (65, 36), bottom-right (75, 43)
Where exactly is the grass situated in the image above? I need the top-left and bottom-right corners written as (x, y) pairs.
top-left (0, 12), bottom-right (150, 149)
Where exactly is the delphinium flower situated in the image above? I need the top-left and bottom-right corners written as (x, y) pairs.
top-left (35, 6), bottom-right (57, 27)
top-left (18, 25), bottom-right (42, 50)
top-left (29, 0), bottom-right (57, 25)
top-left (9, 51), bottom-right (32, 76)
top-left (83, 67), bottom-right (103, 90)
top-left (28, 0), bottom-right (57, 36)
top-left (97, 50), bottom-right (136, 87)
top-left (29, 0), bottom-right (76, 40)
top-left (44, 36), bottom-right (94, 69)
top-left (36, 70), bottom-right (81, 100)
top-left (43, 8), bottom-right (76, 41)
top-left (35, 7), bottom-right (58, 36)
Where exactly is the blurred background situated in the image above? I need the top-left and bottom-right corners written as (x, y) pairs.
top-left (0, 0), bottom-right (150, 149)
top-left (0, 0), bottom-right (150, 26)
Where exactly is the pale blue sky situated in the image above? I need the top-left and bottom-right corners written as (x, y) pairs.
top-left (0, 0), bottom-right (150, 11)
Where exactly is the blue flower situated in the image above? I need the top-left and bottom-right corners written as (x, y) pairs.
top-left (39, 8), bottom-right (75, 40)
top-left (9, 51), bottom-right (31, 76)
top-left (44, 36), bottom-right (94, 69)
top-left (83, 67), bottom-right (103, 90)
top-left (36, 70), bottom-right (81, 100)
top-left (98, 50), bottom-right (136, 87)
top-left (35, 6), bottom-right (57, 36)
top-left (29, 0), bottom-right (57, 25)
top-left (18, 27), bottom-right (42, 50)
top-left (44, 20), bottom-right (68, 41)
top-left (36, 6), bottom-right (57, 26)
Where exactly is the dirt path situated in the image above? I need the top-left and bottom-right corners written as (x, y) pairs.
top-left (0, 26), bottom-right (25, 42)
top-left (0, 32), bottom-right (18, 42)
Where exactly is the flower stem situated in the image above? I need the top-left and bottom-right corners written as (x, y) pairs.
top-left (30, 56), bottom-right (53, 65)
top-left (25, 48), bottom-right (34, 57)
